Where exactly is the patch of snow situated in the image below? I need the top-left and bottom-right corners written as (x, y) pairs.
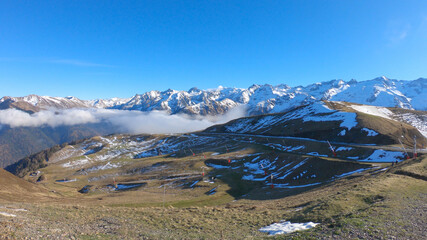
top-left (86, 162), bottom-right (121, 172)
top-left (358, 150), bottom-right (404, 162)
top-left (298, 103), bottom-right (358, 130)
top-left (307, 152), bottom-right (328, 157)
top-left (293, 170), bottom-right (308, 179)
top-left (338, 113), bottom-right (358, 130)
top-left (336, 147), bottom-right (353, 151)
top-left (259, 220), bottom-right (319, 235)
top-left (189, 180), bottom-right (199, 188)
top-left (62, 158), bottom-right (90, 168)
top-left (375, 168), bottom-right (389, 172)
top-left (333, 168), bottom-right (371, 178)
top-left (224, 118), bottom-right (253, 132)
top-left (203, 179), bottom-right (215, 184)
top-left (396, 113), bottom-right (427, 138)
top-left (250, 156), bottom-right (261, 162)
top-left (350, 104), bottom-right (393, 119)
top-left (277, 159), bottom-right (308, 180)
top-left (242, 174), bottom-right (268, 181)
top-left (50, 147), bottom-right (84, 163)
top-left (338, 130), bottom-right (346, 136)
top-left (0, 207), bottom-right (27, 212)
top-left (0, 212), bottom-right (16, 217)
top-left (243, 161), bottom-right (265, 175)
top-left (207, 187), bottom-right (217, 195)
top-left (287, 146), bottom-right (305, 152)
top-left (115, 183), bottom-right (143, 190)
top-left (362, 128), bottom-right (379, 136)
top-left (275, 182), bottom-right (322, 188)
top-left (56, 178), bottom-right (77, 183)
top-left (93, 150), bottom-right (122, 162)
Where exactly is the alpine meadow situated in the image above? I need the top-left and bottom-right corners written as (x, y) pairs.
top-left (1, 1), bottom-right (426, 239)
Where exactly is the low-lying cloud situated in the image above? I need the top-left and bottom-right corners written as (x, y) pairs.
top-left (0, 108), bottom-right (99, 128)
top-left (0, 106), bottom-right (247, 134)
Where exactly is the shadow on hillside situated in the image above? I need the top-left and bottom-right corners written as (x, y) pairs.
top-left (203, 158), bottom-right (323, 200)
top-left (204, 156), bottom-right (375, 201)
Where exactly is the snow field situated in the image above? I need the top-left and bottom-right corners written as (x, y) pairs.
top-left (350, 105), bottom-right (393, 119)
top-left (358, 150), bottom-right (404, 162)
top-left (259, 220), bottom-right (319, 235)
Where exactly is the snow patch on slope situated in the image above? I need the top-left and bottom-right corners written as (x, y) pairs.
top-left (362, 128), bottom-right (379, 136)
top-left (395, 113), bottom-right (427, 138)
top-left (349, 104), bottom-right (393, 119)
top-left (358, 150), bottom-right (404, 162)
top-left (259, 220), bottom-right (319, 235)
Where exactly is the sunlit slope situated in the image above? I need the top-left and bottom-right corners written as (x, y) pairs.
top-left (0, 168), bottom-right (56, 202)
top-left (7, 131), bottom-right (416, 206)
top-left (205, 101), bottom-right (426, 147)
top-left (1, 147), bottom-right (425, 239)
top-left (5, 100), bottom-right (425, 207)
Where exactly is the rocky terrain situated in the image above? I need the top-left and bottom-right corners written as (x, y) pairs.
top-left (1, 77), bottom-right (426, 168)
top-left (0, 99), bottom-right (425, 239)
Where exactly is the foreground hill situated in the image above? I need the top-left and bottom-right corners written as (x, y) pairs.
top-left (7, 100), bottom-right (425, 181)
top-left (2, 97), bottom-right (426, 238)
top-left (205, 101), bottom-right (427, 146)
top-left (1, 129), bottom-right (425, 239)
top-left (0, 168), bottom-right (56, 202)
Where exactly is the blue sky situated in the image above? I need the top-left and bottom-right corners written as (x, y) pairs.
top-left (1, 0), bottom-right (427, 99)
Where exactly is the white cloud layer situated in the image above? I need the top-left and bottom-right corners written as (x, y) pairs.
top-left (0, 107), bottom-right (247, 134)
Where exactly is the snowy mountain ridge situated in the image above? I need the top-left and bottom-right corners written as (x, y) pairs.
top-left (1, 77), bottom-right (426, 115)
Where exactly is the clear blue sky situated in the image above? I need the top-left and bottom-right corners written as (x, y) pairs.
top-left (1, 0), bottom-right (427, 99)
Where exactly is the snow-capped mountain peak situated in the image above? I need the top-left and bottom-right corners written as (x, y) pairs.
top-left (1, 77), bottom-right (426, 116)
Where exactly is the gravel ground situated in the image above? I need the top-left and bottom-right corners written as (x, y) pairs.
top-left (0, 191), bottom-right (425, 240)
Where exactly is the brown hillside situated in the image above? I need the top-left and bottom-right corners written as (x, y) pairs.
top-left (0, 96), bottom-right (40, 113)
top-left (0, 168), bottom-right (55, 202)
top-left (205, 102), bottom-right (426, 147)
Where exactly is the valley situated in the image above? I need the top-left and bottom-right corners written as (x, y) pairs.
top-left (3, 2), bottom-right (426, 239)
top-left (1, 100), bottom-right (425, 239)
top-left (0, 131), bottom-right (425, 239)
top-left (1, 77), bottom-right (426, 169)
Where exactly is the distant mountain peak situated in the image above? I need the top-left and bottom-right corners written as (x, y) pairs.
top-left (188, 87), bottom-right (201, 93)
top-left (372, 76), bottom-right (390, 82)
top-left (1, 77), bottom-right (426, 115)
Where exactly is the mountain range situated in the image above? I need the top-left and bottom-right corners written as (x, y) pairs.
top-left (1, 76), bottom-right (426, 115)
top-left (1, 77), bottom-right (427, 239)
top-left (1, 76), bottom-right (426, 168)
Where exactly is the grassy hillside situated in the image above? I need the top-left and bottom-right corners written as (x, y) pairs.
top-left (205, 101), bottom-right (426, 148)
top-left (0, 101), bottom-right (425, 239)
top-left (0, 168), bottom-right (57, 202)
top-left (0, 151), bottom-right (424, 239)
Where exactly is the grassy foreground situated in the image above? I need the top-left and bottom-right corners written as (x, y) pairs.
top-left (0, 155), bottom-right (425, 239)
